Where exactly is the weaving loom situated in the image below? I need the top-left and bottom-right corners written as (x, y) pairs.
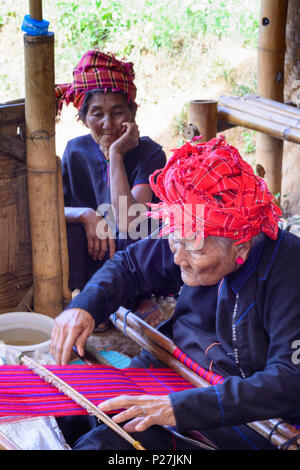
top-left (0, 365), bottom-right (195, 417)
top-left (0, 308), bottom-right (299, 450)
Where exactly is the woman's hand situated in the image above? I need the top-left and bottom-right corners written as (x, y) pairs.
top-left (81, 208), bottom-right (116, 261)
top-left (50, 308), bottom-right (95, 364)
top-left (98, 394), bottom-right (176, 432)
top-left (109, 122), bottom-right (139, 159)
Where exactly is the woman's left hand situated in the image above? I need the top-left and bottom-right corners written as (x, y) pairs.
top-left (98, 394), bottom-right (176, 433)
top-left (109, 122), bottom-right (139, 159)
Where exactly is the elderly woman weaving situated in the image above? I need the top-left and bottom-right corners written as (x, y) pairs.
top-left (56, 50), bottom-right (166, 293)
top-left (51, 136), bottom-right (300, 450)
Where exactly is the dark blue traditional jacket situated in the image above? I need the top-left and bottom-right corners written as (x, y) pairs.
top-left (62, 134), bottom-right (166, 210)
top-left (61, 134), bottom-right (166, 288)
top-left (67, 229), bottom-right (300, 433)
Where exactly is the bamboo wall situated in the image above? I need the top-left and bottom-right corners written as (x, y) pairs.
top-left (0, 100), bottom-right (33, 313)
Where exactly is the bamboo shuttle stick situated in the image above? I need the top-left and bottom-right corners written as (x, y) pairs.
top-left (113, 310), bottom-right (300, 450)
top-left (19, 354), bottom-right (145, 450)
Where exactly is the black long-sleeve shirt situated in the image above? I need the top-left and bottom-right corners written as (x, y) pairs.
top-left (67, 229), bottom-right (300, 433)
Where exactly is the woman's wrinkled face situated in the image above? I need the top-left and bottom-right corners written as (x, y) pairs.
top-left (85, 92), bottom-right (134, 153)
top-left (168, 232), bottom-right (239, 287)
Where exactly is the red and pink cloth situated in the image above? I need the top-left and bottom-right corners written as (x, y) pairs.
top-left (149, 135), bottom-right (282, 245)
top-left (55, 50), bottom-right (137, 115)
top-left (0, 365), bottom-right (195, 417)
top-left (0, 350), bottom-right (224, 418)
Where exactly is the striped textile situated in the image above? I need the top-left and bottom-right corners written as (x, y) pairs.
top-left (0, 365), bottom-right (195, 418)
top-left (173, 348), bottom-right (225, 385)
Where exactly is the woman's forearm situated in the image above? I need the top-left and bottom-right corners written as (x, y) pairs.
top-left (64, 207), bottom-right (94, 224)
top-left (109, 153), bottom-right (138, 232)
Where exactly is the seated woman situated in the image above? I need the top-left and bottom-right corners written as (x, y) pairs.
top-left (50, 136), bottom-right (300, 450)
top-left (55, 50), bottom-right (166, 293)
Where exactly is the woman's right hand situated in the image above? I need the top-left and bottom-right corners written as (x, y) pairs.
top-left (50, 308), bottom-right (95, 365)
top-left (80, 208), bottom-right (116, 261)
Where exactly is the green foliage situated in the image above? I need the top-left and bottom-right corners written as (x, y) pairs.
top-left (54, 0), bottom-right (260, 57)
top-left (56, 0), bottom-right (128, 50)
top-left (242, 130), bottom-right (256, 155)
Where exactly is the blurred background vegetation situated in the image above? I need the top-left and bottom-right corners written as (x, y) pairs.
top-left (0, 0), bottom-right (260, 159)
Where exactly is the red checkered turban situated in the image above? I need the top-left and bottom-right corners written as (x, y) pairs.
top-left (55, 50), bottom-right (137, 115)
top-left (149, 135), bottom-right (282, 245)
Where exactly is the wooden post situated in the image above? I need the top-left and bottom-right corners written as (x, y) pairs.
top-left (187, 100), bottom-right (218, 142)
top-left (57, 157), bottom-right (72, 308)
top-left (256, 0), bottom-right (289, 197)
top-left (24, 1), bottom-right (63, 316)
top-left (29, 0), bottom-right (43, 21)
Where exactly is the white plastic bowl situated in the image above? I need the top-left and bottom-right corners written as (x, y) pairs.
top-left (0, 311), bottom-right (54, 353)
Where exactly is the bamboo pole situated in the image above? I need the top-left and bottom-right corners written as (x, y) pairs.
top-left (112, 308), bottom-right (300, 450)
top-left (217, 103), bottom-right (300, 144)
top-left (185, 100), bottom-right (218, 142)
top-left (218, 95), bottom-right (300, 129)
top-left (24, 1), bottom-right (63, 316)
top-left (57, 158), bottom-right (72, 308)
top-left (245, 94), bottom-right (300, 119)
top-left (29, 0), bottom-right (42, 21)
top-left (256, 0), bottom-right (289, 197)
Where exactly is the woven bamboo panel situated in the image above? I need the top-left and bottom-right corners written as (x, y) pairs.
top-left (0, 100), bottom-right (33, 313)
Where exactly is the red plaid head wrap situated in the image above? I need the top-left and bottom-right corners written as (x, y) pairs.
top-left (149, 135), bottom-right (282, 245)
top-left (55, 50), bottom-right (137, 115)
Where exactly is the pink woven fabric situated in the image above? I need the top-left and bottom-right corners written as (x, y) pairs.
top-left (0, 365), bottom-right (195, 417)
